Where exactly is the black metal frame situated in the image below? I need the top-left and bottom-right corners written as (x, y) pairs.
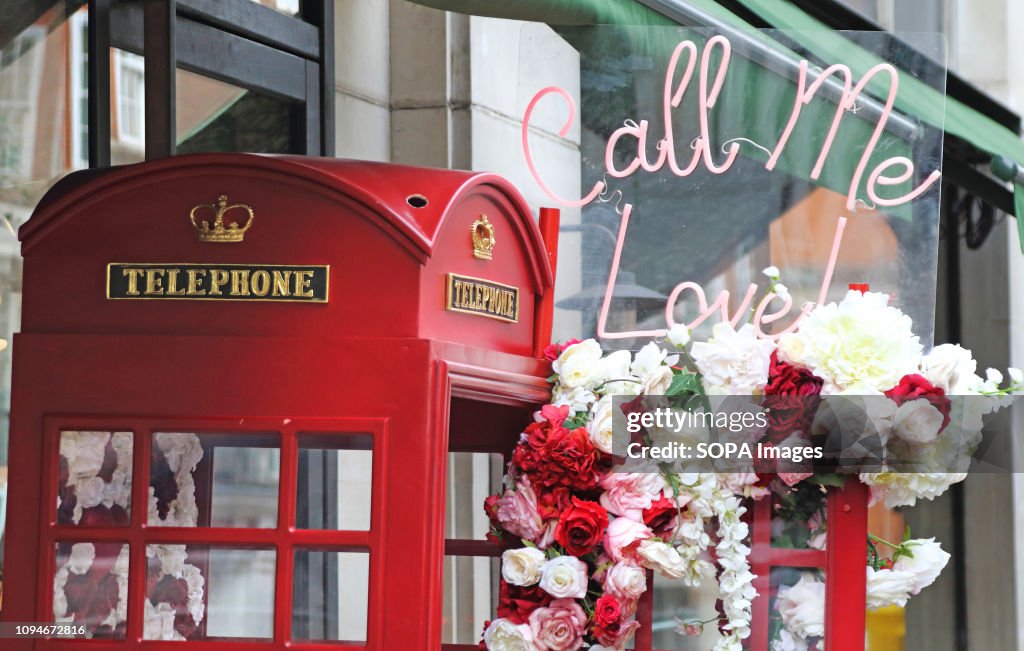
top-left (87, 0), bottom-right (334, 162)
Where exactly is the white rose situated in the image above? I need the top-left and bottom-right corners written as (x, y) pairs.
top-left (667, 323), bottom-right (691, 348)
top-left (771, 628), bottom-right (809, 651)
top-left (1009, 367), bottom-right (1024, 385)
top-left (144, 600), bottom-right (183, 641)
top-left (866, 566), bottom-right (915, 610)
top-left (182, 565), bottom-right (206, 623)
top-left (551, 385), bottom-right (596, 415)
top-left (891, 399), bottom-right (944, 445)
top-left (502, 547), bottom-right (546, 587)
top-left (538, 555), bottom-right (588, 599)
top-left (637, 539), bottom-right (687, 579)
top-left (893, 538), bottom-right (950, 594)
top-left (603, 562), bottom-right (648, 600)
top-left (920, 344), bottom-right (979, 394)
top-left (76, 476), bottom-right (106, 509)
top-left (631, 342), bottom-right (679, 379)
top-left (552, 339), bottom-right (604, 389)
top-left (483, 618), bottom-right (535, 651)
top-left (68, 542), bottom-right (96, 575)
top-left (599, 349), bottom-right (633, 384)
top-left (691, 323), bottom-right (774, 394)
top-left (67, 431), bottom-right (111, 479)
top-left (763, 265), bottom-right (780, 280)
top-left (776, 574), bottom-right (824, 639)
top-left (53, 567), bottom-right (70, 619)
top-left (642, 366), bottom-right (675, 396)
top-left (860, 472), bottom-right (966, 508)
top-left (587, 396), bottom-right (614, 454)
top-left (156, 544), bottom-right (188, 578)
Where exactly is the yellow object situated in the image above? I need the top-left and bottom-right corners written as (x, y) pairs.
top-left (866, 605), bottom-right (905, 651)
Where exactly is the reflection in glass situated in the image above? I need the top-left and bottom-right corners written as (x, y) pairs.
top-left (297, 434), bottom-right (373, 531)
top-left (770, 566), bottom-right (826, 649)
top-left (57, 431), bottom-right (132, 526)
top-left (651, 571), bottom-right (722, 650)
top-left (444, 452), bottom-right (503, 540)
top-left (149, 432), bottom-right (280, 528)
top-left (144, 545), bottom-right (275, 640)
top-left (442, 555), bottom-right (499, 645)
top-left (292, 549), bottom-right (370, 643)
top-left (53, 541), bottom-right (129, 638)
top-left (771, 481), bottom-right (828, 550)
top-left (177, 68), bottom-right (296, 155)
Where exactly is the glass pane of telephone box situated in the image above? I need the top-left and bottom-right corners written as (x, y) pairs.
top-left (296, 434), bottom-right (373, 531)
top-left (149, 432), bottom-right (280, 528)
top-left (770, 567), bottom-right (827, 650)
top-left (652, 571), bottom-right (724, 650)
top-left (53, 541), bottom-right (129, 638)
top-left (57, 431), bottom-right (133, 526)
top-left (442, 554), bottom-right (500, 645)
top-left (292, 549), bottom-right (370, 643)
top-left (444, 452), bottom-right (504, 540)
top-left (143, 545), bottom-right (275, 640)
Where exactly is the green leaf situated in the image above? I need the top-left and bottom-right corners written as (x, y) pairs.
top-left (808, 473), bottom-right (847, 488)
top-left (667, 372), bottom-right (701, 397)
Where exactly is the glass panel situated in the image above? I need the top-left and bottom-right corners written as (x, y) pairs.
top-left (53, 541), bottom-right (129, 638)
top-left (57, 431), bottom-right (132, 526)
top-left (247, 0), bottom-right (301, 17)
top-left (149, 432), bottom-right (280, 528)
top-left (292, 549), bottom-right (370, 643)
top-left (653, 567), bottom-right (724, 650)
top-left (144, 544), bottom-right (275, 640)
top-left (442, 554), bottom-right (500, 645)
top-left (176, 68), bottom-right (297, 154)
top-left (771, 482), bottom-right (829, 550)
top-left (0, 2), bottom-right (84, 561)
top-left (770, 567), bottom-right (827, 650)
top-left (445, 452), bottom-right (503, 540)
top-left (111, 48), bottom-right (145, 165)
top-left (296, 433), bottom-right (373, 531)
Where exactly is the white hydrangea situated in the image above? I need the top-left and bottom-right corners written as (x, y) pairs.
top-left (778, 290), bottom-right (922, 394)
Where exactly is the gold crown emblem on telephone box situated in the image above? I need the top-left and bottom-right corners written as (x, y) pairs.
top-left (189, 195), bottom-right (255, 243)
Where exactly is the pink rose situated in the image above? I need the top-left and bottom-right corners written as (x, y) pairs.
top-left (495, 479), bottom-right (546, 545)
top-left (599, 473), bottom-right (665, 520)
top-left (602, 562), bottom-right (647, 601)
top-left (778, 472), bottom-right (813, 487)
top-left (604, 517), bottom-right (653, 563)
top-left (597, 618), bottom-right (640, 650)
top-left (529, 598), bottom-right (586, 651)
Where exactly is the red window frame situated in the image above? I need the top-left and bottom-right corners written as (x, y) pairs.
top-left (38, 415), bottom-right (390, 650)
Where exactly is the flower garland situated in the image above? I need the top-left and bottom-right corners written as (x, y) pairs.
top-left (482, 280), bottom-right (1023, 651)
top-left (54, 431), bottom-right (206, 640)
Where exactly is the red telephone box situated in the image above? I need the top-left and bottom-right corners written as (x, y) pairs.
top-left (2, 153), bottom-right (557, 649)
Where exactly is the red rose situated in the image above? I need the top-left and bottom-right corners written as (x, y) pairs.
top-left (764, 352), bottom-right (824, 437)
top-left (536, 487), bottom-right (572, 521)
top-left (554, 498), bottom-right (609, 556)
top-left (885, 374), bottom-right (952, 431)
top-left (641, 494), bottom-right (679, 539)
top-left (542, 338), bottom-right (582, 362)
top-left (497, 580), bottom-right (552, 625)
top-left (766, 352), bottom-right (824, 397)
top-left (593, 594), bottom-right (624, 642)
